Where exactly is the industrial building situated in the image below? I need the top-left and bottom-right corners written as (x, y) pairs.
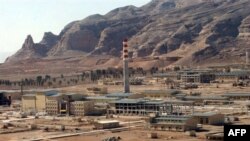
top-left (69, 101), bottom-right (94, 116)
top-left (153, 69), bottom-right (215, 83)
top-left (222, 92), bottom-right (250, 100)
top-left (193, 112), bottom-right (224, 125)
top-left (148, 115), bottom-right (198, 132)
top-left (215, 71), bottom-right (250, 82)
top-left (109, 99), bottom-right (194, 116)
top-left (22, 90), bottom-right (57, 112)
top-left (22, 91), bottom-right (94, 116)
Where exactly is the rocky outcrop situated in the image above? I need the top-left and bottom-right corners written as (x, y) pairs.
top-left (6, 0), bottom-right (250, 67)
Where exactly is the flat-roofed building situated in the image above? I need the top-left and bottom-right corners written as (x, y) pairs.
top-left (22, 91), bottom-right (93, 116)
top-left (22, 94), bottom-right (37, 112)
top-left (109, 99), bottom-right (194, 116)
top-left (148, 115), bottom-right (197, 132)
top-left (22, 90), bottom-right (58, 112)
top-left (94, 120), bottom-right (120, 129)
top-left (70, 101), bottom-right (94, 116)
top-left (154, 69), bottom-right (215, 83)
top-left (193, 112), bottom-right (224, 125)
top-left (45, 93), bottom-right (91, 116)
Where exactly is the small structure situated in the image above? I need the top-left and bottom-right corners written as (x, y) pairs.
top-left (94, 120), bottom-right (120, 129)
top-left (148, 115), bottom-right (197, 132)
top-left (147, 132), bottom-right (158, 139)
top-left (193, 112), bottom-right (224, 125)
top-left (205, 132), bottom-right (224, 141)
top-left (86, 87), bottom-right (108, 95)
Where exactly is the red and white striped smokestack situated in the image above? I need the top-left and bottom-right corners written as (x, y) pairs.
top-left (123, 38), bottom-right (130, 93)
top-left (123, 38), bottom-right (128, 60)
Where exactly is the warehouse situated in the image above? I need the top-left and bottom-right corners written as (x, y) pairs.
top-left (148, 115), bottom-right (197, 132)
top-left (193, 112), bottom-right (224, 125)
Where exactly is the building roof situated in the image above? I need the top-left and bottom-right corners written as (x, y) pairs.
top-left (215, 71), bottom-right (250, 76)
top-left (222, 93), bottom-right (250, 97)
top-left (193, 112), bottom-right (221, 117)
top-left (155, 115), bottom-right (192, 121)
top-left (97, 120), bottom-right (119, 124)
top-left (86, 96), bottom-right (119, 100)
top-left (111, 98), bottom-right (146, 104)
top-left (142, 90), bottom-right (180, 95)
top-left (145, 100), bottom-right (165, 105)
top-left (164, 100), bottom-right (194, 105)
top-left (106, 93), bottom-right (133, 98)
top-left (22, 94), bottom-right (36, 97)
top-left (183, 96), bottom-right (228, 100)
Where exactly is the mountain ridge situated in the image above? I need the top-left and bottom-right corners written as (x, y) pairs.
top-left (5, 0), bottom-right (250, 68)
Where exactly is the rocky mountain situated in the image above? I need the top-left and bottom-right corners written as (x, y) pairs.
top-left (5, 0), bottom-right (250, 67)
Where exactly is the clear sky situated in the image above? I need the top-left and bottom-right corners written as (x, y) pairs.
top-left (0, 0), bottom-right (150, 63)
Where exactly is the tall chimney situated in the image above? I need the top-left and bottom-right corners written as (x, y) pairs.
top-left (123, 38), bottom-right (130, 93)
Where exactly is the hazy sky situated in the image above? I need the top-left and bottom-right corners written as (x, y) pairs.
top-left (0, 0), bottom-right (150, 63)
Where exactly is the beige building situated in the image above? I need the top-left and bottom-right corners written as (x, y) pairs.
top-left (22, 91), bottom-right (94, 116)
top-left (193, 112), bottom-right (224, 125)
top-left (149, 115), bottom-right (197, 132)
top-left (94, 120), bottom-right (120, 129)
top-left (22, 94), bottom-right (37, 112)
top-left (70, 101), bottom-right (94, 116)
top-left (22, 90), bottom-right (58, 113)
